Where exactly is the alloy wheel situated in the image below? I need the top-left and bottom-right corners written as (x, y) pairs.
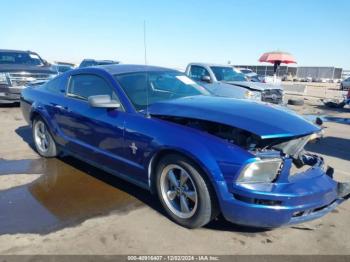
top-left (160, 164), bottom-right (198, 219)
top-left (34, 120), bottom-right (50, 153)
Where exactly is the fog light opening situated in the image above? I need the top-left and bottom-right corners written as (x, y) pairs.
top-left (233, 194), bottom-right (282, 206)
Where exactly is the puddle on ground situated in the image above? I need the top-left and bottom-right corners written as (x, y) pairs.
top-left (304, 115), bottom-right (350, 125)
top-left (0, 158), bottom-right (44, 175)
top-left (0, 157), bottom-right (145, 235)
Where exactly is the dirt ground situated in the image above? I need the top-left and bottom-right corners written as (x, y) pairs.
top-left (0, 85), bottom-right (349, 255)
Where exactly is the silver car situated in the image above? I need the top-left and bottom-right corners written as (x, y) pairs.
top-left (185, 63), bottom-right (284, 104)
top-left (341, 77), bottom-right (350, 90)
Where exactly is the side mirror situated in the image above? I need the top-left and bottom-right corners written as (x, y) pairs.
top-left (88, 95), bottom-right (121, 109)
top-left (201, 75), bottom-right (212, 83)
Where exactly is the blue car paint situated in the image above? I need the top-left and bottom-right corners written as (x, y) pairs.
top-left (20, 64), bottom-right (348, 228)
top-left (148, 96), bottom-right (319, 139)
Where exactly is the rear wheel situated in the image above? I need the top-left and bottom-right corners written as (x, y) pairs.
top-left (32, 117), bottom-right (58, 157)
top-left (156, 154), bottom-right (216, 228)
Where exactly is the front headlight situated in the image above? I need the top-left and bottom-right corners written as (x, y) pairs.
top-left (0, 73), bottom-right (9, 85)
top-left (237, 159), bottom-right (282, 183)
top-left (244, 90), bottom-right (261, 101)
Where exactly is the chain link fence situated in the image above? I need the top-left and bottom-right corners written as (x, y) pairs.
top-left (235, 65), bottom-right (343, 81)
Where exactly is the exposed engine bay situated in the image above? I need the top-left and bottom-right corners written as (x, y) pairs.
top-left (156, 115), bottom-right (323, 169)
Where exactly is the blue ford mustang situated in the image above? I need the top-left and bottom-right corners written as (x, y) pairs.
top-left (20, 64), bottom-right (350, 228)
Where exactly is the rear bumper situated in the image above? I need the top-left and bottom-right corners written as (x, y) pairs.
top-left (0, 86), bottom-right (22, 103)
top-left (216, 171), bottom-right (350, 228)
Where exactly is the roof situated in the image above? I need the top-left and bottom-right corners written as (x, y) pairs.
top-left (82, 59), bottom-right (119, 63)
top-left (0, 49), bottom-right (34, 53)
top-left (188, 62), bottom-right (233, 68)
top-left (98, 64), bottom-right (178, 75)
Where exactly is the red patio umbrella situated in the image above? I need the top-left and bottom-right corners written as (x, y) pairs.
top-left (259, 51), bottom-right (297, 74)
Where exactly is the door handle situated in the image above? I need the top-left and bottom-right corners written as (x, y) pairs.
top-left (50, 103), bottom-right (69, 111)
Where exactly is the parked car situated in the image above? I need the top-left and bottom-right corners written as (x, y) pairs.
top-left (20, 64), bottom-right (350, 229)
top-left (236, 68), bottom-right (262, 82)
top-left (340, 77), bottom-right (350, 90)
top-left (79, 59), bottom-right (120, 68)
top-left (185, 63), bottom-right (284, 104)
top-left (0, 49), bottom-right (57, 104)
top-left (346, 89), bottom-right (350, 105)
top-left (52, 64), bottom-right (74, 74)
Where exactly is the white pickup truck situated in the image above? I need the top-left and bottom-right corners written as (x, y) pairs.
top-left (185, 63), bottom-right (284, 104)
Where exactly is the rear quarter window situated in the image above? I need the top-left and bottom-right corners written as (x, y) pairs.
top-left (42, 75), bottom-right (66, 94)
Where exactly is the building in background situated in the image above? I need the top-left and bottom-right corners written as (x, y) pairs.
top-left (342, 70), bottom-right (350, 80)
top-left (235, 65), bottom-right (343, 82)
top-left (296, 67), bottom-right (342, 82)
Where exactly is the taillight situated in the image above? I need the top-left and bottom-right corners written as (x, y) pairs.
top-left (347, 90), bottom-right (350, 99)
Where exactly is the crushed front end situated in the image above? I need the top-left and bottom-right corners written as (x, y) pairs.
top-left (217, 132), bottom-right (350, 228)
top-left (152, 106), bottom-right (350, 228)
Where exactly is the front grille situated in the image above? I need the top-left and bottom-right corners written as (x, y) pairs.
top-left (262, 89), bottom-right (283, 104)
top-left (8, 72), bottom-right (53, 87)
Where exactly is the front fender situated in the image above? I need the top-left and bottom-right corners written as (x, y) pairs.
top-left (146, 119), bottom-right (255, 184)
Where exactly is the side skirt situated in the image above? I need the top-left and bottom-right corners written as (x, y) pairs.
top-left (60, 148), bottom-right (151, 191)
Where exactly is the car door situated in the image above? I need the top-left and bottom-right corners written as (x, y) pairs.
top-left (55, 73), bottom-right (129, 173)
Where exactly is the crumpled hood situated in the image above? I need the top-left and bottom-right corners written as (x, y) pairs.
top-left (224, 81), bottom-right (282, 91)
top-left (0, 64), bottom-right (56, 74)
top-left (148, 96), bottom-right (319, 139)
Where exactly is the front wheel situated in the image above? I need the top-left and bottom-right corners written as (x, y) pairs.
top-left (156, 154), bottom-right (216, 228)
top-left (32, 117), bottom-right (58, 158)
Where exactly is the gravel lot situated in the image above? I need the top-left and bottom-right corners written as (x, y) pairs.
top-left (0, 85), bottom-right (349, 255)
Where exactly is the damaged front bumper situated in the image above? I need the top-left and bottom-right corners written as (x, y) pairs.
top-left (217, 155), bottom-right (350, 228)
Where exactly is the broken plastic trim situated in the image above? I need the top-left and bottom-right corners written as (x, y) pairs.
top-left (338, 182), bottom-right (350, 199)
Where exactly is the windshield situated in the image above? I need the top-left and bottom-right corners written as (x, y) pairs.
top-left (210, 66), bottom-right (247, 82)
top-left (57, 65), bottom-right (72, 73)
top-left (240, 69), bottom-right (252, 74)
top-left (0, 52), bottom-right (44, 65)
top-left (115, 71), bottom-right (209, 111)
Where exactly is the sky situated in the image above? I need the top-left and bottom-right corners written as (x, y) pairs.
top-left (1, 0), bottom-right (349, 69)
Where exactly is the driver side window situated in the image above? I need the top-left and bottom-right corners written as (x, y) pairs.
top-left (189, 66), bottom-right (210, 81)
top-left (68, 74), bottom-right (119, 101)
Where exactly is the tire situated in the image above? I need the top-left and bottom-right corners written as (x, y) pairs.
top-left (32, 116), bottom-right (58, 158)
top-left (288, 98), bottom-right (304, 106)
top-left (324, 101), bottom-right (345, 108)
top-left (155, 154), bottom-right (216, 228)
